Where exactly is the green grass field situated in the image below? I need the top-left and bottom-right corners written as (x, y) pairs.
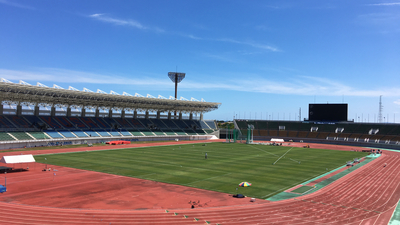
top-left (34, 143), bottom-right (368, 199)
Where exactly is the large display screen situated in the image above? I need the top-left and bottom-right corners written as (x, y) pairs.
top-left (309, 104), bottom-right (348, 121)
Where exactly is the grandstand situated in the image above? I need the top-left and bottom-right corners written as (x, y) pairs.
top-left (0, 80), bottom-right (221, 149)
top-left (234, 119), bottom-right (400, 149)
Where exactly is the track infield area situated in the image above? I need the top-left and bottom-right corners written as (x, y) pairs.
top-left (0, 142), bottom-right (367, 210)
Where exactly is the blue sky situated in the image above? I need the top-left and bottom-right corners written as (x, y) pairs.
top-left (1, 0), bottom-right (400, 122)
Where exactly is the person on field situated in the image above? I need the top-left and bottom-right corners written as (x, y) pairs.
top-left (205, 152), bottom-right (208, 159)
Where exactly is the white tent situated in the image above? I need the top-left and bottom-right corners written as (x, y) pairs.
top-left (0, 154), bottom-right (35, 164)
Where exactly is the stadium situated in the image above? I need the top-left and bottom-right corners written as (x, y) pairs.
top-left (0, 78), bottom-right (399, 225)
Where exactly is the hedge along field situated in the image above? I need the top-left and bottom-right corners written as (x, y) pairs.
top-left (34, 143), bottom-right (368, 199)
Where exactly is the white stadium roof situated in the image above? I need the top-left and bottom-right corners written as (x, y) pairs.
top-left (0, 79), bottom-right (221, 113)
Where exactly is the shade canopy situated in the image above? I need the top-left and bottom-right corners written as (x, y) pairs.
top-left (0, 154), bottom-right (35, 164)
top-left (239, 182), bottom-right (252, 187)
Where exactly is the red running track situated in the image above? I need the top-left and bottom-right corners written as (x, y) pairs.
top-left (0, 141), bottom-right (398, 224)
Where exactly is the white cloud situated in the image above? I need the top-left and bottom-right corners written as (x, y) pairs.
top-left (89, 14), bottom-right (164, 32)
top-left (216, 38), bottom-right (280, 52)
top-left (0, 0), bottom-right (34, 9)
top-left (2, 68), bottom-right (398, 97)
top-left (394, 99), bottom-right (400, 105)
top-left (356, 12), bottom-right (400, 33)
top-left (176, 35), bottom-right (279, 52)
top-left (369, 3), bottom-right (400, 6)
top-left (88, 14), bottom-right (278, 52)
top-left (89, 14), bottom-right (145, 29)
top-left (201, 53), bottom-right (240, 63)
top-left (185, 34), bottom-right (203, 40)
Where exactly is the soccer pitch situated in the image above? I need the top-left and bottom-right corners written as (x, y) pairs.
top-left (34, 143), bottom-right (368, 199)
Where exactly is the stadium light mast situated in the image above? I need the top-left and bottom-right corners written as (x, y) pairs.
top-left (168, 72), bottom-right (186, 118)
top-left (168, 72), bottom-right (186, 100)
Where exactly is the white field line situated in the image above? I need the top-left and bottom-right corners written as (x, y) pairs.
top-left (249, 145), bottom-right (301, 163)
top-left (249, 145), bottom-right (280, 157)
top-left (273, 147), bottom-right (293, 165)
top-left (288, 157), bottom-right (300, 163)
top-left (185, 173), bottom-right (232, 185)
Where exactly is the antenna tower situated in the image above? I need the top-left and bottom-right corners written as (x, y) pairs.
top-left (378, 95), bottom-right (383, 123)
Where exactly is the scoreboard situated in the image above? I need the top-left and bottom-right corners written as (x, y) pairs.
top-left (309, 104), bottom-right (348, 121)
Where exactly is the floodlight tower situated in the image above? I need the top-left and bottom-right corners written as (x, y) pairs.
top-left (168, 72), bottom-right (186, 100)
top-left (168, 72), bottom-right (186, 117)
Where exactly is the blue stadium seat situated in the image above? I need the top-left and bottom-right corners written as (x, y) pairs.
top-left (71, 130), bottom-right (89, 137)
top-left (85, 130), bottom-right (100, 137)
top-left (97, 130), bottom-right (111, 137)
top-left (150, 119), bottom-right (169, 129)
top-left (24, 116), bottom-right (46, 128)
top-left (45, 131), bottom-right (64, 138)
top-left (80, 117), bottom-right (100, 129)
top-left (172, 120), bottom-right (189, 129)
top-left (113, 118), bottom-right (134, 128)
top-left (126, 118), bottom-right (145, 128)
top-left (109, 130), bottom-right (122, 136)
top-left (59, 130), bottom-right (77, 138)
top-left (40, 116), bottom-right (63, 129)
top-left (205, 120), bottom-right (217, 129)
top-left (119, 130), bottom-right (132, 136)
top-left (8, 116), bottom-right (32, 128)
top-left (0, 116), bottom-right (16, 128)
top-left (91, 117), bottom-right (111, 129)
top-left (67, 117), bottom-right (88, 129)
top-left (161, 119), bottom-right (179, 129)
top-left (54, 117), bottom-right (74, 129)
top-left (199, 120), bottom-right (210, 129)
top-left (100, 117), bottom-right (115, 128)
